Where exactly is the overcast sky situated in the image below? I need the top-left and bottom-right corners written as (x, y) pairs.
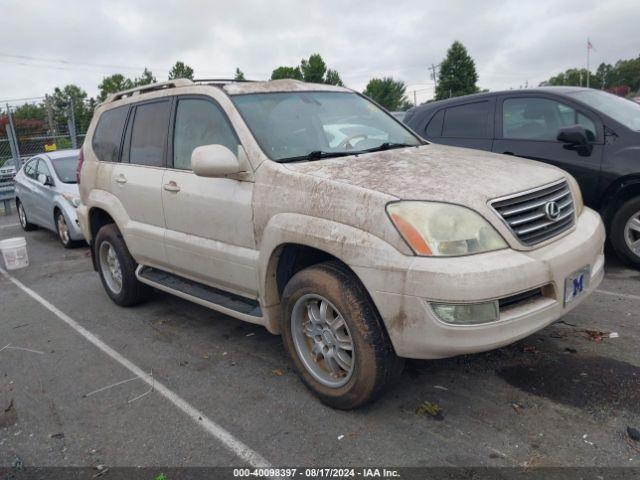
top-left (1, 0), bottom-right (639, 105)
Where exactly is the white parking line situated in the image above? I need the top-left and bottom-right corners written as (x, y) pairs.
top-left (596, 289), bottom-right (640, 301)
top-left (0, 223), bottom-right (20, 229)
top-left (0, 266), bottom-right (272, 469)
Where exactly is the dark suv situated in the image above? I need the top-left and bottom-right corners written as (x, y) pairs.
top-left (405, 87), bottom-right (640, 267)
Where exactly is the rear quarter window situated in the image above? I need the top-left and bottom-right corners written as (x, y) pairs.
top-left (425, 109), bottom-right (444, 137)
top-left (442, 101), bottom-right (491, 138)
top-left (92, 106), bottom-right (128, 162)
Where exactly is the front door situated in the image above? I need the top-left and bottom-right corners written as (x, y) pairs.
top-left (161, 96), bottom-right (258, 298)
top-left (112, 99), bottom-right (171, 268)
top-left (493, 95), bottom-right (604, 206)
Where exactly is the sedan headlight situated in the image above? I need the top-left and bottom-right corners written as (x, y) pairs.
top-left (62, 192), bottom-right (81, 208)
top-left (387, 201), bottom-right (507, 256)
top-left (566, 175), bottom-right (584, 216)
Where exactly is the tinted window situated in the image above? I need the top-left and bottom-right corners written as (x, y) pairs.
top-left (23, 159), bottom-right (38, 178)
top-left (173, 98), bottom-right (239, 170)
top-left (442, 102), bottom-right (491, 138)
top-left (425, 109), bottom-right (444, 137)
top-left (51, 156), bottom-right (79, 184)
top-left (92, 106), bottom-right (128, 162)
top-left (503, 97), bottom-right (597, 141)
top-left (129, 101), bottom-right (171, 167)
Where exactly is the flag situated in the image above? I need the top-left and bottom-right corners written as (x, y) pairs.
top-left (588, 38), bottom-right (595, 51)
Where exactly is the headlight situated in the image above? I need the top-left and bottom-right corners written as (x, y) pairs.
top-left (62, 192), bottom-right (81, 208)
top-left (566, 175), bottom-right (583, 216)
top-left (387, 201), bottom-right (507, 256)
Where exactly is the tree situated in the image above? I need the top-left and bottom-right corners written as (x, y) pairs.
top-left (325, 69), bottom-right (344, 86)
top-left (300, 53), bottom-right (326, 83)
top-left (168, 61), bottom-right (194, 80)
top-left (271, 66), bottom-right (303, 80)
top-left (51, 84), bottom-right (95, 133)
top-left (134, 68), bottom-right (156, 86)
top-left (234, 68), bottom-right (245, 81)
top-left (363, 77), bottom-right (412, 111)
top-left (11, 103), bottom-right (46, 121)
top-left (98, 74), bottom-right (134, 102)
top-left (435, 41), bottom-right (479, 100)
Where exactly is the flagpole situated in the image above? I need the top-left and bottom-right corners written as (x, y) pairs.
top-left (586, 37), bottom-right (590, 88)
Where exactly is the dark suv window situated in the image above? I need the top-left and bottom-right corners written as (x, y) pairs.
top-left (92, 106), bottom-right (128, 162)
top-left (503, 97), bottom-right (597, 141)
top-left (442, 101), bottom-right (491, 138)
top-left (128, 101), bottom-right (171, 167)
top-left (173, 98), bottom-right (239, 170)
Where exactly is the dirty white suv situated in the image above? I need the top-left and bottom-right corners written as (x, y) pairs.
top-left (78, 79), bottom-right (605, 408)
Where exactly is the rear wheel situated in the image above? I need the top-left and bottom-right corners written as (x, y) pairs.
top-left (610, 196), bottom-right (640, 268)
top-left (16, 199), bottom-right (37, 231)
top-left (281, 261), bottom-right (403, 409)
top-left (95, 223), bottom-right (151, 306)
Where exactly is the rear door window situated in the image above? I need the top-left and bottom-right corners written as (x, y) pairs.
top-left (442, 101), bottom-right (491, 138)
top-left (92, 106), bottom-right (128, 162)
top-left (128, 100), bottom-right (171, 167)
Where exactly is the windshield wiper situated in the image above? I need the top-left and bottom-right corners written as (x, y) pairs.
top-left (278, 151), bottom-right (353, 163)
top-left (357, 142), bottom-right (417, 153)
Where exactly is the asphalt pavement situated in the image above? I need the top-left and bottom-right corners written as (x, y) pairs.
top-left (1, 210), bottom-right (639, 470)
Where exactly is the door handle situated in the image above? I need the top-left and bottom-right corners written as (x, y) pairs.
top-left (115, 174), bottom-right (127, 184)
top-left (163, 181), bottom-right (181, 193)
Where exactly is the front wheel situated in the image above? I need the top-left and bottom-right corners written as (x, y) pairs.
top-left (610, 196), bottom-right (640, 268)
top-left (55, 210), bottom-right (80, 249)
top-left (281, 261), bottom-right (402, 409)
top-left (94, 223), bottom-right (151, 306)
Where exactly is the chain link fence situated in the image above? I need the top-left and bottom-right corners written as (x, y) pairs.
top-left (0, 97), bottom-right (89, 214)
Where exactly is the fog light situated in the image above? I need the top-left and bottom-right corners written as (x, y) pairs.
top-left (431, 301), bottom-right (499, 325)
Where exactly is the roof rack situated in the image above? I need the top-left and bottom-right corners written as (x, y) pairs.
top-left (105, 79), bottom-right (194, 103)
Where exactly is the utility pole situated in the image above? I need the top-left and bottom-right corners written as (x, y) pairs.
top-left (45, 94), bottom-right (56, 136)
top-left (413, 90), bottom-right (417, 106)
top-left (67, 98), bottom-right (77, 149)
top-left (430, 64), bottom-right (438, 89)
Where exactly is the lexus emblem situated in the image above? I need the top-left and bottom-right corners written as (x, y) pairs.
top-left (544, 201), bottom-right (561, 221)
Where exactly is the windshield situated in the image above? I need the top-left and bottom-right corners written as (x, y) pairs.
top-left (232, 91), bottom-right (421, 161)
top-left (51, 156), bottom-right (79, 184)
top-left (568, 90), bottom-right (640, 131)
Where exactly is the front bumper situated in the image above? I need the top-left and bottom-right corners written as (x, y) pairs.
top-left (353, 207), bottom-right (605, 359)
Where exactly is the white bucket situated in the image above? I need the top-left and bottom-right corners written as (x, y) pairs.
top-left (0, 237), bottom-right (29, 270)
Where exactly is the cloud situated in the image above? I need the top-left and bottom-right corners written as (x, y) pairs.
top-left (0, 0), bottom-right (638, 104)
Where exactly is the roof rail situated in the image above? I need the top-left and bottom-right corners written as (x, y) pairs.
top-left (105, 79), bottom-right (194, 103)
top-left (193, 78), bottom-right (262, 84)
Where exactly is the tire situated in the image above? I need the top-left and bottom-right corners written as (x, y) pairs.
top-left (55, 209), bottom-right (81, 249)
top-left (94, 223), bottom-right (151, 306)
top-left (281, 261), bottom-right (403, 409)
top-left (16, 199), bottom-right (37, 231)
top-left (610, 196), bottom-right (640, 268)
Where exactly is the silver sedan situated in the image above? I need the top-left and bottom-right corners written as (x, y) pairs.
top-left (14, 150), bottom-right (85, 248)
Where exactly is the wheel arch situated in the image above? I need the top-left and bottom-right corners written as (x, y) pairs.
top-left (600, 175), bottom-right (640, 228)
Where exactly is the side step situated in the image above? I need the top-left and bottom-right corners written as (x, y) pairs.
top-left (136, 266), bottom-right (263, 322)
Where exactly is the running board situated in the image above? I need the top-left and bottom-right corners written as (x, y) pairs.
top-left (136, 266), bottom-right (263, 323)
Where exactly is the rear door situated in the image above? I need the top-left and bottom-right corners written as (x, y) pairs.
top-left (161, 95), bottom-right (258, 297)
top-left (434, 99), bottom-right (495, 151)
top-left (112, 99), bottom-right (171, 268)
top-left (493, 95), bottom-right (604, 206)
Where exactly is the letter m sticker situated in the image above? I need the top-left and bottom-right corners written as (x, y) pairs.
top-left (572, 274), bottom-right (584, 297)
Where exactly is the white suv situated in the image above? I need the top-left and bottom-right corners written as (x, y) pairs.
top-left (77, 79), bottom-right (605, 408)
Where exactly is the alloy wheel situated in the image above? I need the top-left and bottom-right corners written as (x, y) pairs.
top-left (99, 241), bottom-right (123, 294)
top-left (624, 210), bottom-right (640, 257)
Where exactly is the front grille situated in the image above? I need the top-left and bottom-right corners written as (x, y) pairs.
top-left (490, 180), bottom-right (575, 246)
top-left (499, 288), bottom-right (543, 310)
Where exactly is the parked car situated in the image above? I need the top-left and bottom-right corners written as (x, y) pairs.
top-left (78, 79), bottom-right (605, 408)
top-left (14, 150), bottom-right (84, 248)
top-left (405, 87), bottom-right (640, 267)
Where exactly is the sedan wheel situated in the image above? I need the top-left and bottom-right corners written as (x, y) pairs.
top-left (56, 212), bottom-right (71, 247)
top-left (16, 200), bottom-right (37, 231)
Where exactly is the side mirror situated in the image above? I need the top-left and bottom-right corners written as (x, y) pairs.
top-left (37, 173), bottom-right (53, 186)
top-left (191, 145), bottom-right (244, 178)
top-left (557, 125), bottom-right (593, 157)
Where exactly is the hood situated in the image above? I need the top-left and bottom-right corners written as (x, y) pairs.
top-left (283, 143), bottom-right (566, 205)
